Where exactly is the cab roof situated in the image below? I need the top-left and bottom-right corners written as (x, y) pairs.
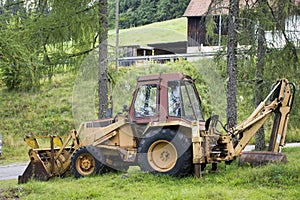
top-left (137, 73), bottom-right (193, 83)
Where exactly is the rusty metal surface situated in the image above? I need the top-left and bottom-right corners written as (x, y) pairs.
top-left (18, 160), bottom-right (50, 184)
top-left (238, 151), bottom-right (287, 166)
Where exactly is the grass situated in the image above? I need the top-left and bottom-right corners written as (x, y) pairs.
top-left (108, 17), bottom-right (187, 46)
top-left (1, 147), bottom-right (299, 199)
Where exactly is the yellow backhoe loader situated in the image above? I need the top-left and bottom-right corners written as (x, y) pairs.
top-left (18, 73), bottom-right (295, 183)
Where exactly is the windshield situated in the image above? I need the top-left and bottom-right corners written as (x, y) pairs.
top-left (168, 80), bottom-right (204, 121)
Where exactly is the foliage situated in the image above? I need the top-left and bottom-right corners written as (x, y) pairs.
top-left (211, 0), bottom-right (300, 134)
top-left (215, 51), bottom-right (300, 138)
top-left (0, 0), bottom-right (189, 91)
top-left (0, 0), bottom-right (99, 91)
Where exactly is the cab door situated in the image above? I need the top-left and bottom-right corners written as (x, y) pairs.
top-left (129, 82), bottom-right (160, 124)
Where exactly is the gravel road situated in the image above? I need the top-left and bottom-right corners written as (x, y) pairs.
top-left (0, 162), bottom-right (29, 181)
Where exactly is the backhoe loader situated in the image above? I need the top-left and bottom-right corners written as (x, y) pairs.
top-left (18, 73), bottom-right (295, 183)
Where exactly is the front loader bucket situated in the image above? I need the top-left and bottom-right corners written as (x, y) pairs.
top-left (19, 131), bottom-right (80, 184)
top-left (238, 151), bottom-right (287, 166)
top-left (18, 149), bottom-right (51, 184)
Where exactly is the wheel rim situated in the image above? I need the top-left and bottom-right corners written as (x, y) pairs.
top-left (76, 153), bottom-right (95, 176)
top-left (147, 140), bottom-right (177, 172)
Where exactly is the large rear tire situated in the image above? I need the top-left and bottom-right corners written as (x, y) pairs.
top-left (71, 146), bottom-right (106, 178)
top-left (138, 129), bottom-right (192, 177)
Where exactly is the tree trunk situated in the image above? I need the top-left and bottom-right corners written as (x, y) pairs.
top-left (115, 0), bottom-right (119, 71)
top-left (226, 0), bottom-right (239, 128)
top-left (255, 0), bottom-right (267, 151)
top-left (98, 0), bottom-right (108, 119)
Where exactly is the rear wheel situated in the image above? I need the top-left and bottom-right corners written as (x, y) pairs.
top-left (71, 146), bottom-right (106, 178)
top-left (138, 129), bottom-right (192, 177)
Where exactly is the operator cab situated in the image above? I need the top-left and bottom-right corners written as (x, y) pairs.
top-left (129, 73), bottom-right (204, 124)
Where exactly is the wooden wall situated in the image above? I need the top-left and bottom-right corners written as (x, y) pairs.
top-left (187, 16), bottom-right (228, 47)
top-left (187, 17), bottom-right (207, 46)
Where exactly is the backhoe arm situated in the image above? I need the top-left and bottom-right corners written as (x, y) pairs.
top-left (232, 79), bottom-right (295, 156)
top-left (268, 80), bottom-right (295, 152)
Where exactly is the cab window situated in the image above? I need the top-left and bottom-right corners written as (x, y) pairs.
top-left (168, 81), bottom-right (204, 121)
top-left (134, 84), bottom-right (157, 117)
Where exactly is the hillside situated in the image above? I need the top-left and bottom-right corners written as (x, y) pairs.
top-left (0, 74), bottom-right (75, 164)
top-left (108, 17), bottom-right (187, 46)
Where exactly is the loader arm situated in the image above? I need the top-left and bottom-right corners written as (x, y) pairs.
top-left (232, 79), bottom-right (295, 156)
top-left (79, 118), bottom-right (127, 146)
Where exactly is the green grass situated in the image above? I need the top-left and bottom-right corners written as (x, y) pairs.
top-left (108, 17), bottom-right (187, 46)
top-left (1, 147), bottom-right (299, 199)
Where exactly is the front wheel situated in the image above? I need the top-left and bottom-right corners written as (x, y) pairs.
top-left (138, 129), bottom-right (192, 177)
top-left (71, 146), bottom-right (106, 178)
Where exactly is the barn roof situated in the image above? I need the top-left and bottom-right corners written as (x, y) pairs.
top-left (183, 0), bottom-right (229, 17)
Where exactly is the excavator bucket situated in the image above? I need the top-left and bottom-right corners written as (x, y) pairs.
top-left (238, 151), bottom-right (287, 166)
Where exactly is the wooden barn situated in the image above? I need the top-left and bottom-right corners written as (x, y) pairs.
top-left (183, 0), bottom-right (229, 47)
